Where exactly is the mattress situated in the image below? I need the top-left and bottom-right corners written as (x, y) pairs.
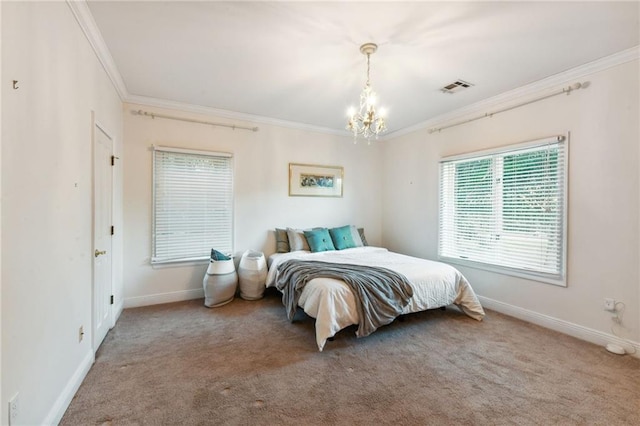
top-left (266, 246), bottom-right (485, 351)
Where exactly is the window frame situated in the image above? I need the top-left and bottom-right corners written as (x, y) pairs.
top-left (151, 145), bottom-right (234, 265)
top-left (438, 135), bottom-right (568, 286)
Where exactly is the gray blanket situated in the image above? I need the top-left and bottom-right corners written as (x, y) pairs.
top-left (275, 260), bottom-right (414, 338)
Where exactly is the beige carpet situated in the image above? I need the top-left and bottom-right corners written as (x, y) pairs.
top-left (61, 288), bottom-right (639, 425)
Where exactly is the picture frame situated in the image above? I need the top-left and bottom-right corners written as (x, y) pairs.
top-left (289, 163), bottom-right (343, 197)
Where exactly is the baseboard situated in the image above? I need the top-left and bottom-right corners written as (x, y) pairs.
top-left (478, 296), bottom-right (640, 358)
top-left (124, 288), bottom-right (204, 308)
top-left (42, 349), bottom-right (94, 425)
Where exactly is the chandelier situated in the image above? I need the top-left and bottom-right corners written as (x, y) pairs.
top-left (347, 43), bottom-right (387, 143)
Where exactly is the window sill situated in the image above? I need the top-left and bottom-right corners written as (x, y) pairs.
top-left (151, 257), bottom-right (210, 269)
top-left (438, 255), bottom-right (566, 287)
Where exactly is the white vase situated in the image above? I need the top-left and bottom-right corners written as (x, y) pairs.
top-left (238, 250), bottom-right (267, 300)
top-left (203, 259), bottom-right (237, 307)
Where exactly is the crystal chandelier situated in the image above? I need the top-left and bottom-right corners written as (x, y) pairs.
top-left (347, 43), bottom-right (387, 143)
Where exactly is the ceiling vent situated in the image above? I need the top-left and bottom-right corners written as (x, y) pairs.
top-left (441, 79), bottom-right (474, 94)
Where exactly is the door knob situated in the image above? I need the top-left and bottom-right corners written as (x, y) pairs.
top-left (95, 249), bottom-right (107, 258)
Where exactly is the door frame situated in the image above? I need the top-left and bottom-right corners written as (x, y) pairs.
top-left (91, 111), bottom-right (115, 353)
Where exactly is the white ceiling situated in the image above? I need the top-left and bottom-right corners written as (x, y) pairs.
top-left (86, 1), bottom-right (639, 135)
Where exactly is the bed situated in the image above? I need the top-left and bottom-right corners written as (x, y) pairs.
top-left (266, 246), bottom-right (485, 351)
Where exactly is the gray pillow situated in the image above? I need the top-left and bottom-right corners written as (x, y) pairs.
top-left (286, 228), bottom-right (311, 251)
top-left (357, 228), bottom-right (368, 246)
top-left (275, 228), bottom-right (290, 253)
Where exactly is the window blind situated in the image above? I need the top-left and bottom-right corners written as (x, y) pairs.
top-left (438, 136), bottom-right (567, 285)
top-left (152, 147), bottom-right (233, 264)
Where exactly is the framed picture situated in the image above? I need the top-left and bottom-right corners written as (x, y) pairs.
top-left (289, 163), bottom-right (343, 197)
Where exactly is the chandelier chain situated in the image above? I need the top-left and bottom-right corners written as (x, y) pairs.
top-left (366, 53), bottom-right (371, 86)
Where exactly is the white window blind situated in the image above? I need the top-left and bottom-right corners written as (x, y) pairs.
top-left (152, 147), bottom-right (233, 264)
top-left (439, 136), bottom-right (567, 285)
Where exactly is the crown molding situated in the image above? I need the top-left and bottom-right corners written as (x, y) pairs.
top-left (67, 0), bottom-right (348, 137)
top-left (384, 45), bottom-right (640, 140)
top-left (66, 1), bottom-right (637, 140)
top-left (125, 95), bottom-right (350, 137)
top-left (66, 0), bottom-right (128, 100)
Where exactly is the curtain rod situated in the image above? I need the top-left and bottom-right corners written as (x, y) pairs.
top-left (428, 82), bottom-right (587, 134)
top-left (132, 109), bottom-right (259, 132)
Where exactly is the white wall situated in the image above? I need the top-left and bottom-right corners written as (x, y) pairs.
top-left (1, 2), bottom-right (123, 424)
top-left (381, 59), bottom-right (640, 347)
top-left (123, 104), bottom-right (382, 307)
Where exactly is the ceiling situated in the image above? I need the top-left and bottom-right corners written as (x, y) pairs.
top-left (86, 1), bottom-right (639, 135)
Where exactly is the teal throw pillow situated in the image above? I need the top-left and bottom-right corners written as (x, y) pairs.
top-left (329, 225), bottom-right (357, 250)
top-left (210, 249), bottom-right (231, 261)
top-left (304, 228), bottom-right (336, 253)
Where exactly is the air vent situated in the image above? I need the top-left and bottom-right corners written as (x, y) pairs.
top-left (441, 79), bottom-right (474, 94)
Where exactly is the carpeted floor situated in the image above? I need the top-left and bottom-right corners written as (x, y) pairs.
top-left (61, 288), bottom-right (640, 425)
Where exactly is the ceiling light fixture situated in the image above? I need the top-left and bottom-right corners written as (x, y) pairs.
top-left (346, 43), bottom-right (387, 143)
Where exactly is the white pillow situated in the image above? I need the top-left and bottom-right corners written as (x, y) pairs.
top-left (349, 225), bottom-right (364, 247)
top-left (286, 228), bottom-right (311, 251)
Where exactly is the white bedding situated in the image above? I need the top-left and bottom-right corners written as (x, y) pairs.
top-left (266, 246), bottom-right (485, 351)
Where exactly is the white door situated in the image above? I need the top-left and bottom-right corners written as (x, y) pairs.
top-left (93, 120), bottom-right (113, 351)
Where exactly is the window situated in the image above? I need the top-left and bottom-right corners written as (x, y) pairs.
top-left (439, 136), bottom-right (567, 285)
top-left (152, 146), bottom-right (233, 264)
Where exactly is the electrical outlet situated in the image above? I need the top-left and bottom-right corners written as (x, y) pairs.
top-left (79, 325), bottom-right (84, 342)
top-left (9, 393), bottom-right (19, 425)
top-left (604, 298), bottom-right (616, 311)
